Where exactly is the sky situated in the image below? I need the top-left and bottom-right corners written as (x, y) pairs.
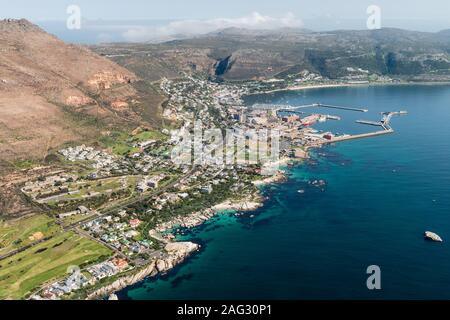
top-left (1, 0), bottom-right (449, 43)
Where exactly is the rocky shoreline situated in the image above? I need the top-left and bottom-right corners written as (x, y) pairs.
top-left (87, 168), bottom-right (290, 300)
top-left (153, 195), bottom-right (265, 237)
top-left (252, 170), bottom-right (287, 187)
top-left (86, 241), bottom-right (199, 300)
top-left (87, 194), bottom-right (266, 300)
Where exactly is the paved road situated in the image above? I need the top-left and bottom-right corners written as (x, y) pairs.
top-left (1, 168), bottom-right (195, 262)
top-left (63, 168), bottom-right (195, 232)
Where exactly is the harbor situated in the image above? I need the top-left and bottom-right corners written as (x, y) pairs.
top-left (252, 102), bottom-right (407, 147)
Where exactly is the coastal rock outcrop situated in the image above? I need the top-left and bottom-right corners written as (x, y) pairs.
top-left (165, 242), bottom-right (199, 256)
top-left (424, 231), bottom-right (443, 242)
top-left (86, 241), bottom-right (199, 300)
top-left (156, 242), bottom-right (200, 273)
top-left (86, 262), bottom-right (157, 300)
top-left (154, 197), bottom-right (264, 235)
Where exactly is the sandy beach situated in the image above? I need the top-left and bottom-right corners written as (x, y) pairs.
top-left (246, 80), bottom-right (450, 96)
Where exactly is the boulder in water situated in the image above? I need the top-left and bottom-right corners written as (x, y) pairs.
top-left (424, 231), bottom-right (443, 242)
top-left (108, 293), bottom-right (119, 300)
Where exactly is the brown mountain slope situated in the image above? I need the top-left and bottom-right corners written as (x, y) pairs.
top-left (0, 19), bottom-right (162, 162)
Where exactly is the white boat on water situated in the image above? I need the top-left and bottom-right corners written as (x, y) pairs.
top-left (424, 231), bottom-right (443, 242)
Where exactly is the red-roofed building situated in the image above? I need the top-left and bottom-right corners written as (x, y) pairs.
top-left (112, 258), bottom-right (129, 270)
top-left (129, 219), bottom-right (142, 228)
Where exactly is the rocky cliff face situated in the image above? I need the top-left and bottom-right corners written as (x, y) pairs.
top-left (214, 55), bottom-right (234, 76)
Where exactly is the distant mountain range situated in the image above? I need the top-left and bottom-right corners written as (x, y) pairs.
top-left (93, 26), bottom-right (450, 81)
top-left (1, 19), bottom-right (450, 161)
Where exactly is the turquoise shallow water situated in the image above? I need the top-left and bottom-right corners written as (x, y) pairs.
top-left (119, 84), bottom-right (450, 299)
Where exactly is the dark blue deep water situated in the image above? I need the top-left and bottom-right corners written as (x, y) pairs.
top-left (120, 84), bottom-right (450, 299)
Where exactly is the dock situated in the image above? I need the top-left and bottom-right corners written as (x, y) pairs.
top-left (356, 111), bottom-right (408, 130)
top-left (278, 109), bottom-right (305, 115)
top-left (310, 129), bottom-right (394, 147)
top-left (326, 115), bottom-right (341, 121)
top-left (307, 110), bottom-right (406, 147)
top-left (252, 103), bottom-right (368, 113)
top-left (381, 110), bottom-right (408, 126)
top-left (356, 120), bottom-right (383, 126)
top-left (251, 103), bottom-right (407, 147)
top-left (316, 103), bottom-right (368, 113)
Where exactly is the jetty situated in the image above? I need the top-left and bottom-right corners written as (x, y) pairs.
top-left (326, 115), bottom-right (341, 120)
top-left (356, 120), bottom-right (383, 127)
top-left (252, 102), bottom-right (407, 147)
top-left (357, 111), bottom-right (408, 130)
top-left (316, 103), bottom-right (368, 113)
top-left (252, 103), bottom-right (368, 113)
top-left (310, 129), bottom-right (394, 147)
top-left (308, 110), bottom-right (407, 147)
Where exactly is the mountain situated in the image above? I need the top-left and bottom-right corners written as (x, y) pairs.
top-left (0, 19), bottom-right (162, 162)
top-left (93, 27), bottom-right (450, 81)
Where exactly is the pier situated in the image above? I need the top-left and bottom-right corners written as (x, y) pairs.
top-left (326, 115), bottom-right (341, 121)
top-left (252, 103), bottom-right (317, 110)
top-left (252, 102), bottom-right (407, 147)
top-left (309, 129), bottom-right (394, 147)
top-left (356, 111), bottom-right (408, 130)
top-left (252, 103), bottom-right (368, 113)
top-left (381, 110), bottom-right (408, 126)
top-left (307, 110), bottom-right (406, 147)
top-left (316, 103), bottom-right (368, 113)
top-left (356, 120), bottom-right (383, 126)
top-left (278, 109), bottom-right (305, 115)
top-left (326, 129), bottom-right (394, 143)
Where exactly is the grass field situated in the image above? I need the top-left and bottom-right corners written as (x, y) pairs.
top-left (36, 176), bottom-right (138, 204)
top-left (99, 129), bottom-right (167, 156)
top-left (99, 131), bottom-right (139, 156)
top-left (0, 215), bottom-right (61, 256)
top-left (60, 212), bottom-right (97, 228)
top-left (0, 231), bottom-right (112, 299)
top-left (132, 130), bottom-right (167, 142)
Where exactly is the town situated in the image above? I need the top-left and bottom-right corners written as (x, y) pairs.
top-left (1, 74), bottom-right (405, 300)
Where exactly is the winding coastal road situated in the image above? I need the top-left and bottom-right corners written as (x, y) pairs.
top-left (0, 168), bottom-right (195, 262)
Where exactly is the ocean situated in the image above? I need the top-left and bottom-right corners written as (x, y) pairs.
top-left (119, 84), bottom-right (450, 299)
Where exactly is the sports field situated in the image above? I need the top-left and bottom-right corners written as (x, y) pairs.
top-left (0, 215), bottom-right (61, 256)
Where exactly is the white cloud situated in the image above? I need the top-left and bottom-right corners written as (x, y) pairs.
top-left (122, 12), bottom-right (303, 42)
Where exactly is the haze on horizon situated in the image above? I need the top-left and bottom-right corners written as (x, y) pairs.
top-left (1, 0), bottom-right (450, 43)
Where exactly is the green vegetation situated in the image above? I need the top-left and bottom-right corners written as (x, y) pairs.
top-left (99, 131), bottom-right (138, 156)
top-left (59, 212), bottom-right (97, 228)
top-left (36, 176), bottom-right (138, 212)
top-left (130, 178), bottom-right (253, 236)
top-left (47, 188), bottom-right (131, 213)
top-left (0, 231), bottom-right (112, 300)
top-left (132, 130), bottom-right (166, 142)
top-left (0, 215), bottom-right (61, 256)
top-left (99, 129), bottom-right (166, 156)
top-left (12, 159), bottom-right (39, 170)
